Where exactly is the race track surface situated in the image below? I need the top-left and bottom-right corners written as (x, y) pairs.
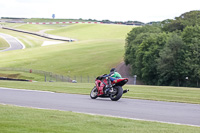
top-left (0, 33), bottom-right (24, 52)
top-left (0, 87), bottom-right (199, 127)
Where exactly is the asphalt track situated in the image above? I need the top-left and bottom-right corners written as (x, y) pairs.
top-left (0, 87), bottom-right (200, 127)
top-left (0, 33), bottom-right (25, 52)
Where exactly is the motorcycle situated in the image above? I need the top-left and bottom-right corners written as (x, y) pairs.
top-left (90, 74), bottom-right (129, 101)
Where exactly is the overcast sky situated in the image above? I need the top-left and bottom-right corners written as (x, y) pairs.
top-left (0, 0), bottom-right (199, 23)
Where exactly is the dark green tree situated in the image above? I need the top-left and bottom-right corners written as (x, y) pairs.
top-left (162, 10), bottom-right (200, 32)
top-left (157, 33), bottom-right (187, 86)
top-left (124, 25), bottom-right (168, 84)
top-left (135, 33), bottom-right (168, 84)
top-left (181, 25), bottom-right (200, 86)
top-left (125, 25), bottom-right (161, 65)
top-left (124, 11), bottom-right (200, 87)
top-left (182, 25), bottom-right (200, 44)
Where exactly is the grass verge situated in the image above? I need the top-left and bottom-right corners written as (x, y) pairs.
top-left (0, 36), bottom-right (9, 50)
top-left (0, 81), bottom-right (199, 104)
top-left (0, 104), bottom-right (199, 133)
top-left (0, 71), bottom-right (45, 81)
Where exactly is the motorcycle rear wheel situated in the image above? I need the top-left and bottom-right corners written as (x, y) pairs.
top-left (110, 86), bottom-right (123, 101)
top-left (90, 86), bottom-right (98, 99)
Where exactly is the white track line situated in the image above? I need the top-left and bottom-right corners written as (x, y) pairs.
top-left (0, 87), bottom-right (55, 94)
top-left (14, 37), bottom-right (26, 49)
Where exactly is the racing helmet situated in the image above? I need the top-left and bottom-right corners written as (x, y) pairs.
top-left (110, 68), bottom-right (116, 73)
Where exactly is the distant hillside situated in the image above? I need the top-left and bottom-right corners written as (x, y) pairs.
top-left (0, 24), bottom-right (133, 76)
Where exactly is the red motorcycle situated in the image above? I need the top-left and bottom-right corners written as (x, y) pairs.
top-left (90, 74), bottom-right (129, 101)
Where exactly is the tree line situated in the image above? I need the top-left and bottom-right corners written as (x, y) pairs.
top-left (124, 10), bottom-right (200, 87)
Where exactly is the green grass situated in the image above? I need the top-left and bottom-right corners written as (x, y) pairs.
top-left (124, 85), bottom-right (200, 104)
top-left (0, 40), bottom-right (124, 76)
top-left (0, 81), bottom-right (199, 104)
top-left (0, 36), bottom-right (9, 50)
top-left (0, 24), bottom-right (133, 76)
top-left (0, 105), bottom-right (199, 133)
top-left (3, 23), bottom-right (132, 40)
top-left (2, 22), bottom-right (73, 32)
top-left (46, 24), bottom-right (132, 41)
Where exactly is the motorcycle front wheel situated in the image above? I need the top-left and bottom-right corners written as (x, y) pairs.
top-left (110, 86), bottom-right (123, 101)
top-left (90, 86), bottom-right (98, 99)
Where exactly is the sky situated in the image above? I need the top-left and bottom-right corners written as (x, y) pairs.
top-left (0, 0), bottom-right (200, 23)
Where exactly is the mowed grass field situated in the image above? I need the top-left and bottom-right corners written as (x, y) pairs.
top-left (1, 104), bottom-right (199, 133)
top-left (0, 23), bottom-right (133, 76)
top-left (2, 22), bottom-right (73, 32)
top-left (46, 24), bottom-right (133, 40)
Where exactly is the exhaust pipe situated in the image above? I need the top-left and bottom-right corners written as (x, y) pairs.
top-left (123, 89), bottom-right (129, 94)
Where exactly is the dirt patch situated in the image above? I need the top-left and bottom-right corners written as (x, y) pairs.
top-left (115, 62), bottom-right (143, 85)
top-left (0, 73), bottom-right (20, 79)
top-left (0, 73), bottom-right (31, 81)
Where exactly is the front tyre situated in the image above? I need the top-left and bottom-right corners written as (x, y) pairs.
top-left (90, 86), bottom-right (98, 99)
top-left (110, 86), bottom-right (123, 101)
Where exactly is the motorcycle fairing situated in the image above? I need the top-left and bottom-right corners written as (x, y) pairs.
top-left (112, 78), bottom-right (128, 86)
top-left (95, 79), bottom-right (108, 96)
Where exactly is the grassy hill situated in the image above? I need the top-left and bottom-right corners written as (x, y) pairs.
top-left (0, 23), bottom-right (133, 76)
top-left (46, 24), bottom-right (133, 40)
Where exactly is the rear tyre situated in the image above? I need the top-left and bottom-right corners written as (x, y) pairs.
top-left (90, 86), bottom-right (98, 99)
top-left (110, 86), bottom-right (123, 101)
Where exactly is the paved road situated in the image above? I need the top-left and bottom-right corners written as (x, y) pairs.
top-left (0, 87), bottom-right (200, 127)
top-left (0, 33), bottom-right (25, 52)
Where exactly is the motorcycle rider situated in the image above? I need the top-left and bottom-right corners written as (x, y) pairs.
top-left (110, 68), bottom-right (122, 79)
top-left (105, 68), bottom-right (122, 93)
